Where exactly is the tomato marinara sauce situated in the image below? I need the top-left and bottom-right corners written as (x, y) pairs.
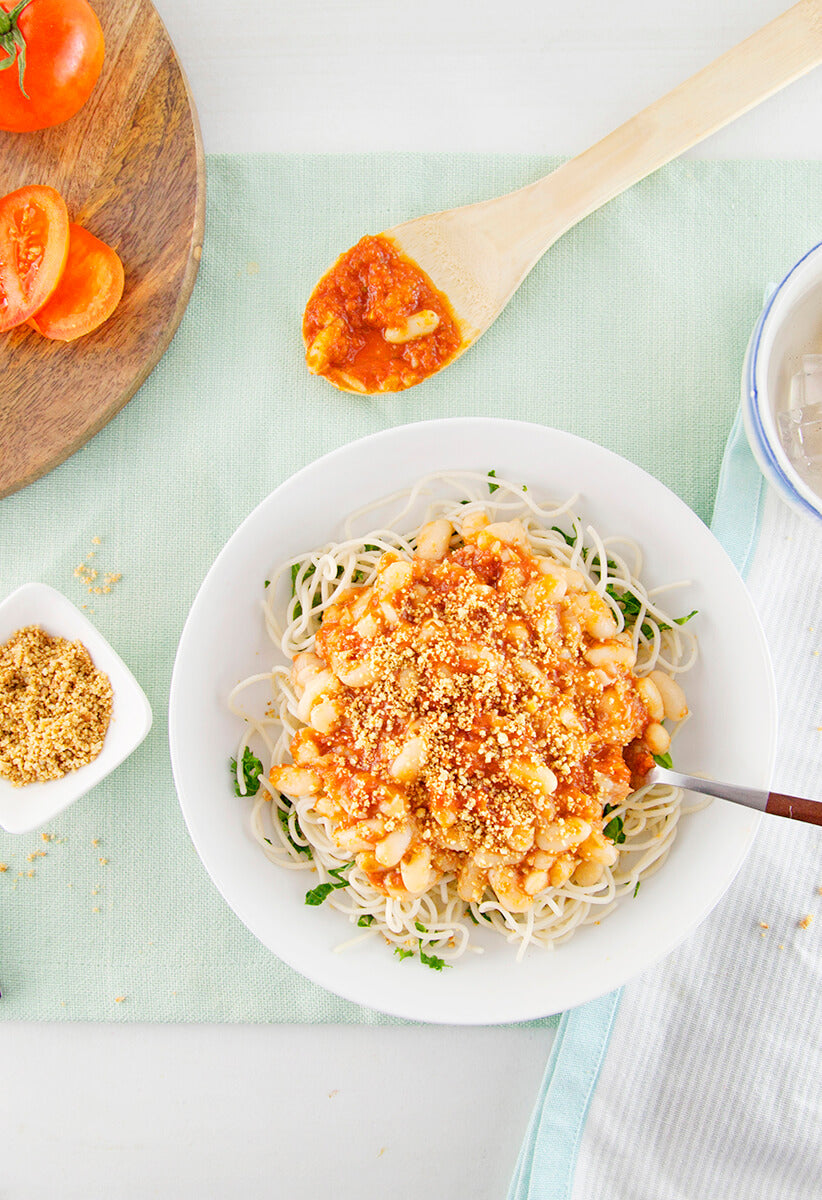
top-left (270, 514), bottom-right (675, 913)
top-left (302, 235), bottom-right (462, 393)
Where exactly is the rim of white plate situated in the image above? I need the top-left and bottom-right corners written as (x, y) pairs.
top-left (169, 418), bottom-right (777, 1024)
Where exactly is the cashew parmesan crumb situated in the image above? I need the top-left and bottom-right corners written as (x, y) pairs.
top-left (73, 536), bottom-right (122, 596)
top-left (799, 914), bottom-right (813, 930)
top-left (0, 626), bottom-right (113, 786)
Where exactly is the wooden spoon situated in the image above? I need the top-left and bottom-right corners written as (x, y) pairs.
top-left (307, 0), bottom-right (822, 392)
top-left (648, 766), bottom-right (822, 827)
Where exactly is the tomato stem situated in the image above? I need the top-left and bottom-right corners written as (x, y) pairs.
top-left (0, 0), bottom-right (36, 99)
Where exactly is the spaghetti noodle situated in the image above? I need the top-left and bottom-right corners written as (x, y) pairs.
top-left (229, 472), bottom-right (699, 964)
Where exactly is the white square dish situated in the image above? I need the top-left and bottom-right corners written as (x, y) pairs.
top-left (0, 582), bottom-right (152, 834)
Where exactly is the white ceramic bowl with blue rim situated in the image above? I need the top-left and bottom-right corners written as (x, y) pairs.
top-left (741, 240), bottom-right (822, 523)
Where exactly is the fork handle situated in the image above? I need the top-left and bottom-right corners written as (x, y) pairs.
top-left (766, 792), bottom-right (822, 826)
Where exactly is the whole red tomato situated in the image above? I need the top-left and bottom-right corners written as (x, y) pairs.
top-left (0, 0), bottom-right (105, 132)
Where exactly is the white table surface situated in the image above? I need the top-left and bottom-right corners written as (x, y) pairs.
top-left (3, 2), bottom-right (821, 1197)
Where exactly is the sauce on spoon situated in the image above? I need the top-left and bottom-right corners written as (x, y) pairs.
top-left (303, 234), bottom-right (462, 393)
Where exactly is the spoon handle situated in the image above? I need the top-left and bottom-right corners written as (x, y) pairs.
top-left (526, 0), bottom-right (822, 247)
top-left (648, 767), bottom-right (822, 827)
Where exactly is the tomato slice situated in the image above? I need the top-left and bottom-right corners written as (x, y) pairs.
top-left (0, 185), bottom-right (70, 332)
top-left (28, 223), bottom-right (124, 341)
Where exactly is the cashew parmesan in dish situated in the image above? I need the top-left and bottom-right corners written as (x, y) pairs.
top-left (0, 626), bottom-right (112, 786)
top-left (302, 235), bottom-right (462, 393)
top-left (229, 473), bottom-right (698, 965)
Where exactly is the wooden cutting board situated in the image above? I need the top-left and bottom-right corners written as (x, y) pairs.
top-left (0, 0), bottom-right (205, 498)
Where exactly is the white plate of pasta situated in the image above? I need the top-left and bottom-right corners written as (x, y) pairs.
top-left (169, 418), bottom-right (777, 1024)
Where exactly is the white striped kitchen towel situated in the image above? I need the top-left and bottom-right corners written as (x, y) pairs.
top-left (510, 414), bottom-right (822, 1200)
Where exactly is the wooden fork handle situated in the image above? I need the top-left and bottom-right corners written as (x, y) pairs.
top-left (767, 791), bottom-right (822, 826)
top-left (531, 0), bottom-right (822, 244)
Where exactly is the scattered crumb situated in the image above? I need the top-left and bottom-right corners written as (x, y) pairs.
top-left (27, 851), bottom-right (46, 862)
top-left (41, 832), bottom-right (51, 842)
top-left (817, 886), bottom-right (822, 896)
top-left (0, 864), bottom-right (7, 873)
top-left (246, 261), bottom-right (260, 275)
top-left (114, 995), bottom-right (125, 1003)
top-left (760, 931), bottom-right (767, 938)
top-left (328, 1089), bottom-right (339, 1099)
top-left (26, 870), bottom-right (34, 877)
top-left (779, 944), bottom-right (785, 950)
top-left (799, 914), bottom-right (813, 930)
top-left (92, 907), bottom-right (100, 913)
top-left (73, 537), bottom-right (122, 596)
top-left (99, 857), bottom-right (108, 865)
top-left (758, 921), bottom-right (769, 929)
top-left (377, 1148), bottom-right (386, 1159)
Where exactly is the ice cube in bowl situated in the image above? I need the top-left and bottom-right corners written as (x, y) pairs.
top-left (742, 242), bottom-right (822, 522)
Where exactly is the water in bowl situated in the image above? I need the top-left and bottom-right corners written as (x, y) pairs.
top-left (776, 354), bottom-right (822, 497)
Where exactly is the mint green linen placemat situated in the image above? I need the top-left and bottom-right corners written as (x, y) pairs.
top-left (0, 154), bottom-right (818, 1022)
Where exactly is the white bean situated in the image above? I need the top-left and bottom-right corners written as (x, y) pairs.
top-left (400, 846), bottom-right (433, 894)
top-left (306, 318), bottom-right (344, 372)
top-left (584, 641), bottom-right (636, 671)
top-left (390, 736), bottom-right (426, 783)
top-left (508, 758), bottom-right (558, 795)
top-left (536, 818), bottom-right (590, 854)
top-left (488, 866), bottom-right (532, 912)
top-left (644, 721), bottom-right (671, 755)
top-left (384, 309), bottom-right (440, 343)
top-left (269, 764), bottom-right (320, 796)
top-left (309, 698), bottom-right (340, 734)
top-left (375, 560), bottom-right (413, 596)
top-left (375, 823), bottom-right (413, 867)
top-left (415, 519), bottom-right (453, 561)
top-left (636, 675), bottom-right (664, 722)
top-left (649, 670), bottom-right (689, 721)
top-left (523, 868), bottom-right (549, 895)
top-left (573, 861), bottom-right (605, 887)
